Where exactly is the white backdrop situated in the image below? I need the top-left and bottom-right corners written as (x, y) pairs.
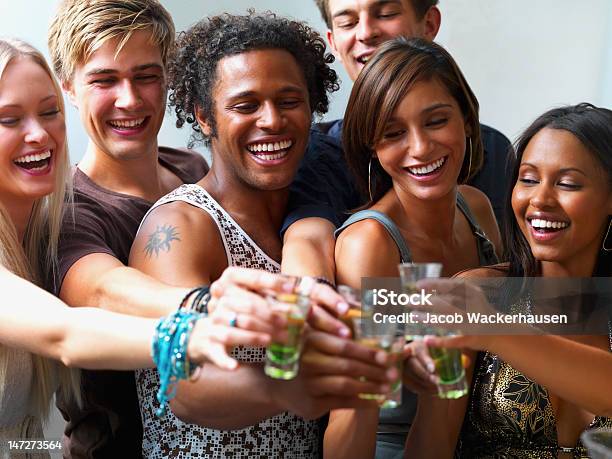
top-left (1, 0), bottom-right (610, 162)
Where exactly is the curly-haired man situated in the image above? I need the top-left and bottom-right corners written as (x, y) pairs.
top-left (129, 12), bottom-right (394, 458)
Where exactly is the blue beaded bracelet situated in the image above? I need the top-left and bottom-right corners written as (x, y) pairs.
top-left (152, 309), bottom-right (202, 417)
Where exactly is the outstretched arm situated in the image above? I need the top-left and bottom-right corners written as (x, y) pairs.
top-left (61, 254), bottom-right (190, 317)
top-left (426, 333), bottom-right (612, 417)
top-left (0, 265), bottom-right (155, 369)
top-left (131, 200), bottom-right (388, 429)
top-left (0, 265), bottom-right (271, 371)
top-left (282, 217), bottom-right (336, 280)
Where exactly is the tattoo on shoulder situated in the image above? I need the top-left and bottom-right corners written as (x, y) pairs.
top-left (144, 224), bottom-right (181, 258)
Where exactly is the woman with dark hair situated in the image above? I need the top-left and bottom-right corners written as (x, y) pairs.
top-left (326, 37), bottom-right (502, 458)
top-left (419, 103), bottom-right (612, 458)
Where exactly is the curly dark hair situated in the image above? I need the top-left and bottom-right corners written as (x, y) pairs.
top-left (168, 11), bottom-right (339, 147)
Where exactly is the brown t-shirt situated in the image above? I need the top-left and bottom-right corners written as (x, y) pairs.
top-left (52, 147), bottom-right (208, 459)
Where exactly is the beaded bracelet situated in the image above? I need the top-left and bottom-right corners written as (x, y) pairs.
top-left (152, 309), bottom-right (203, 417)
top-left (179, 285), bottom-right (211, 315)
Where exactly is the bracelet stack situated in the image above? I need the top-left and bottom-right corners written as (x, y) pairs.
top-left (152, 309), bottom-right (203, 417)
top-left (180, 285), bottom-right (211, 315)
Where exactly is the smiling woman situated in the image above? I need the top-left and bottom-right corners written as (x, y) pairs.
top-left (327, 37), bottom-right (501, 459)
top-left (408, 104), bottom-right (612, 459)
top-left (513, 128), bottom-right (611, 276)
top-left (506, 104), bottom-right (612, 279)
top-left (0, 37), bottom-right (80, 446)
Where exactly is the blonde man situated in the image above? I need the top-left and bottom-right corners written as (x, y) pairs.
top-left (47, 1), bottom-right (210, 456)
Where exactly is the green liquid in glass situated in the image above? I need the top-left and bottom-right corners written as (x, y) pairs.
top-left (429, 347), bottom-right (468, 399)
top-left (264, 316), bottom-right (304, 380)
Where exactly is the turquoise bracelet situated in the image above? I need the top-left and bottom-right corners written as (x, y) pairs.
top-left (152, 309), bottom-right (202, 417)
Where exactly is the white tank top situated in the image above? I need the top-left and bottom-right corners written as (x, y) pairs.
top-left (135, 184), bottom-right (319, 458)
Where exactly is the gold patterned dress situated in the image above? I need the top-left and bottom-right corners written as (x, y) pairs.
top-left (455, 314), bottom-right (612, 458)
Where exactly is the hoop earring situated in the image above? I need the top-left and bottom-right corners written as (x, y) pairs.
top-left (603, 219), bottom-right (612, 252)
top-left (368, 157), bottom-right (374, 201)
top-left (465, 137), bottom-right (473, 180)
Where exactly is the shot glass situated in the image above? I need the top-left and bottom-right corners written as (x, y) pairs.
top-left (580, 429), bottom-right (612, 459)
top-left (428, 344), bottom-right (468, 399)
top-left (398, 262), bottom-right (442, 339)
top-left (338, 286), bottom-right (404, 408)
top-left (264, 293), bottom-right (310, 380)
top-left (398, 263), bottom-right (468, 399)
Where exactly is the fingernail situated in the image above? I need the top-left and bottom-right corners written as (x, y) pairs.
top-left (338, 327), bottom-right (351, 338)
top-left (375, 351), bottom-right (388, 365)
top-left (430, 375), bottom-right (439, 384)
top-left (427, 362), bottom-right (435, 373)
top-left (386, 368), bottom-right (398, 381)
top-left (379, 384), bottom-right (390, 393)
top-left (337, 301), bottom-right (349, 315)
top-left (282, 281), bottom-right (294, 292)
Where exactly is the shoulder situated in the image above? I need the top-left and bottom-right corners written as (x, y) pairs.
top-left (337, 216), bottom-right (396, 244)
top-left (313, 118), bottom-right (343, 141)
top-left (158, 146), bottom-right (209, 181)
top-left (454, 263), bottom-right (509, 279)
top-left (304, 129), bottom-right (344, 163)
top-left (335, 217), bottom-right (402, 277)
top-left (458, 185), bottom-right (494, 218)
top-left (137, 199), bottom-right (217, 245)
top-left (479, 123), bottom-right (513, 161)
top-left (158, 145), bottom-right (206, 162)
top-left (458, 185), bottom-right (502, 254)
top-left (130, 197), bottom-right (227, 281)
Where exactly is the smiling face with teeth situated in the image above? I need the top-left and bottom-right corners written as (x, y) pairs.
top-left (196, 49), bottom-right (311, 192)
top-left (373, 78), bottom-right (470, 201)
top-left (0, 56), bottom-right (66, 206)
top-left (512, 128), bottom-right (612, 274)
top-left (65, 30), bottom-right (166, 162)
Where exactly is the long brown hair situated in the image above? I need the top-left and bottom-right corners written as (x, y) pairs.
top-left (343, 37), bottom-right (483, 207)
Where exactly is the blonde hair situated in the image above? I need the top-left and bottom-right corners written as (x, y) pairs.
top-left (0, 38), bottom-right (80, 420)
top-left (48, 0), bottom-right (175, 83)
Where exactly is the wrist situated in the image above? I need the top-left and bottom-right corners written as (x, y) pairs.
top-left (263, 372), bottom-right (295, 412)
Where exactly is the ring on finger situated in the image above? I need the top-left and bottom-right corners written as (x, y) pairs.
top-left (228, 312), bottom-right (238, 328)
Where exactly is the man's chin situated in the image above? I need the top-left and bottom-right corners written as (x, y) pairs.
top-left (105, 145), bottom-right (157, 161)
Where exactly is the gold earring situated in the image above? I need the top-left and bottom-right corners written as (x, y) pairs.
top-left (603, 219), bottom-right (612, 252)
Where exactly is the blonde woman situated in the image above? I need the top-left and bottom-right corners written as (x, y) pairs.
top-left (0, 38), bottom-right (307, 451)
top-left (0, 36), bottom-right (80, 447)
